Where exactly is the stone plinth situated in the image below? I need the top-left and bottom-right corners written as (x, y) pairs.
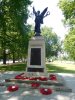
top-left (26, 36), bottom-right (46, 73)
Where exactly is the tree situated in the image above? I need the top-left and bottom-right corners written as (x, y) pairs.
top-left (64, 29), bottom-right (75, 61)
top-left (0, 0), bottom-right (10, 64)
top-left (59, 0), bottom-right (75, 61)
top-left (0, 0), bottom-right (32, 64)
top-left (9, 0), bottom-right (31, 34)
top-left (41, 26), bottom-right (61, 58)
top-left (59, 0), bottom-right (75, 29)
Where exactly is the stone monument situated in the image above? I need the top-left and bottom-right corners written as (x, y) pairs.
top-left (26, 7), bottom-right (50, 74)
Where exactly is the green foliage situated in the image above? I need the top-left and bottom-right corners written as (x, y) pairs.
top-left (0, 0), bottom-right (32, 64)
top-left (9, 0), bottom-right (31, 34)
top-left (64, 29), bottom-right (75, 60)
top-left (41, 26), bottom-right (61, 58)
top-left (59, 0), bottom-right (75, 28)
top-left (59, 0), bottom-right (75, 61)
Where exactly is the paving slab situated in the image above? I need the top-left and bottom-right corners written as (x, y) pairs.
top-left (0, 72), bottom-right (75, 100)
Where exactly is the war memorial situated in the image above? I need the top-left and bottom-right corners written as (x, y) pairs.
top-left (0, 7), bottom-right (72, 97)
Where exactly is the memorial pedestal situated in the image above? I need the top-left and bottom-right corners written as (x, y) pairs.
top-left (26, 36), bottom-right (46, 73)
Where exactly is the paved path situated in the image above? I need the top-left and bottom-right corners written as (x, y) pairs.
top-left (0, 72), bottom-right (75, 100)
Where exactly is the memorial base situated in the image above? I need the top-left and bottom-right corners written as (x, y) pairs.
top-left (26, 36), bottom-right (46, 73)
top-left (27, 68), bottom-right (44, 72)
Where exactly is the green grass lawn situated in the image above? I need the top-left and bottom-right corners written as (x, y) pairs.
top-left (0, 61), bottom-right (75, 73)
top-left (0, 63), bottom-right (26, 72)
top-left (46, 61), bottom-right (75, 73)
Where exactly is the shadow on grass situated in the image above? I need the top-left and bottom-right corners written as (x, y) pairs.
top-left (46, 64), bottom-right (75, 73)
top-left (0, 63), bottom-right (26, 72)
top-left (0, 63), bottom-right (75, 73)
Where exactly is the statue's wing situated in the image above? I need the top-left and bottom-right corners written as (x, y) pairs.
top-left (40, 7), bottom-right (48, 17)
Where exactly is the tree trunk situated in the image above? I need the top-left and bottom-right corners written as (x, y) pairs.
top-left (3, 49), bottom-right (7, 64)
top-left (12, 52), bottom-right (15, 63)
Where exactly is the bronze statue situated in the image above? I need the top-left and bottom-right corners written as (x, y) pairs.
top-left (33, 7), bottom-right (50, 36)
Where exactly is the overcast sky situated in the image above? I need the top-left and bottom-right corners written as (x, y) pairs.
top-left (27, 0), bottom-right (68, 40)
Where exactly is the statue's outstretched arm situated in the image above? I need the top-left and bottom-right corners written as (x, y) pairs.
top-left (33, 7), bottom-right (37, 16)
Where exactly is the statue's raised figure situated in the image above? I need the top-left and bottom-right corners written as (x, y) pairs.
top-left (33, 7), bottom-right (50, 36)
